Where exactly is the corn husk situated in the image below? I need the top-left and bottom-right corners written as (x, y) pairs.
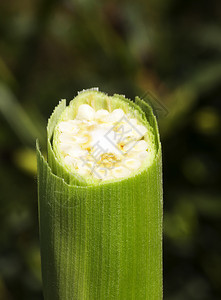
top-left (37, 90), bottom-right (163, 300)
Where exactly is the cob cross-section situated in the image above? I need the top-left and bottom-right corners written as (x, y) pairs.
top-left (37, 89), bottom-right (163, 300)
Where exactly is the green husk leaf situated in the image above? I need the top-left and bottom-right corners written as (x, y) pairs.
top-left (37, 90), bottom-right (163, 300)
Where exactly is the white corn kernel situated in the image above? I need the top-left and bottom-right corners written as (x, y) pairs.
top-left (133, 140), bottom-right (148, 152)
top-left (65, 146), bottom-right (88, 158)
top-left (138, 151), bottom-right (149, 160)
top-left (136, 125), bottom-right (148, 136)
top-left (123, 158), bottom-right (141, 170)
top-left (59, 143), bottom-right (78, 153)
top-left (107, 109), bottom-right (124, 123)
top-left (58, 121), bottom-right (79, 134)
top-left (74, 135), bottom-right (89, 144)
top-left (64, 155), bottom-right (77, 166)
top-left (95, 109), bottom-right (109, 121)
top-left (129, 118), bottom-right (138, 126)
top-left (93, 167), bottom-right (110, 180)
top-left (76, 104), bottom-right (95, 120)
top-left (111, 166), bottom-right (131, 178)
top-left (77, 165), bottom-right (91, 176)
top-left (59, 132), bottom-right (76, 144)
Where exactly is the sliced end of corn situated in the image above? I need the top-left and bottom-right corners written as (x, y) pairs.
top-left (53, 90), bottom-right (156, 183)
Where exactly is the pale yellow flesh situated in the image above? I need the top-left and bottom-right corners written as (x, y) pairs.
top-left (54, 103), bottom-right (153, 181)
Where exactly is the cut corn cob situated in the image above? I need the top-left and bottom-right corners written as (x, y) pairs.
top-left (37, 89), bottom-right (163, 300)
top-left (53, 102), bottom-right (154, 181)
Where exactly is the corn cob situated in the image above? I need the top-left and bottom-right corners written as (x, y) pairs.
top-left (37, 89), bottom-right (163, 300)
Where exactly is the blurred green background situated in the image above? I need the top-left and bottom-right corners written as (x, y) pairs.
top-left (0, 0), bottom-right (221, 299)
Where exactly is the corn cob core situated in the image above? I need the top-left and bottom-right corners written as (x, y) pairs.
top-left (53, 91), bottom-right (156, 182)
